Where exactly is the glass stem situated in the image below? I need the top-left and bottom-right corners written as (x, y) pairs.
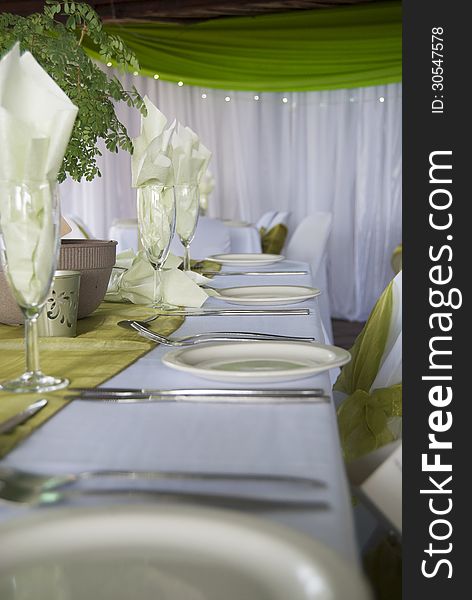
top-left (183, 244), bottom-right (191, 271)
top-left (153, 266), bottom-right (163, 307)
top-left (25, 315), bottom-right (40, 376)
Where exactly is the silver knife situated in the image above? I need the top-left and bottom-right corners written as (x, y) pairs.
top-left (67, 388), bottom-right (329, 404)
top-left (201, 271), bottom-right (308, 276)
top-left (153, 308), bottom-right (310, 316)
top-left (0, 399), bottom-right (48, 435)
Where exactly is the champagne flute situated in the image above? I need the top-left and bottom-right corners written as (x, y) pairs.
top-left (175, 184), bottom-right (200, 271)
top-left (137, 185), bottom-right (176, 307)
top-left (0, 180), bottom-right (68, 393)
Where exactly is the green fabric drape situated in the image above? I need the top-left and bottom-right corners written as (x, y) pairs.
top-left (335, 279), bottom-right (402, 462)
top-left (84, 2), bottom-right (401, 91)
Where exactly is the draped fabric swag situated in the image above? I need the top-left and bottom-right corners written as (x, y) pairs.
top-left (83, 2), bottom-right (401, 92)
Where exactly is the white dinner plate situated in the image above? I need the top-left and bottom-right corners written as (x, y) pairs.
top-left (0, 505), bottom-right (371, 600)
top-left (215, 285), bottom-right (320, 305)
top-left (221, 219), bottom-right (251, 228)
top-left (162, 341), bottom-right (351, 383)
top-left (208, 253), bottom-right (284, 266)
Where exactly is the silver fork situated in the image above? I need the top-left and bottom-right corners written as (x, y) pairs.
top-left (119, 321), bottom-right (315, 346)
top-left (0, 467), bottom-right (327, 507)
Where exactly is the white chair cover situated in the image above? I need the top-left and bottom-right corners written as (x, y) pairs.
top-left (285, 213), bottom-right (333, 342)
top-left (370, 271), bottom-right (402, 391)
top-left (269, 211), bottom-right (290, 228)
top-left (170, 216), bottom-right (231, 259)
top-left (336, 271), bottom-right (402, 550)
top-left (256, 210), bottom-right (278, 230)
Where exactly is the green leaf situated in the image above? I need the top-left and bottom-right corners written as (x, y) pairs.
top-left (0, 0), bottom-right (143, 182)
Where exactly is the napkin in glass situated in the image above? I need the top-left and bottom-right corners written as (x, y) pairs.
top-left (0, 43), bottom-right (78, 303)
top-left (131, 95), bottom-right (175, 188)
top-left (170, 123), bottom-right (211, 186)
top-left (105, 250), bottom-right (211, 307)
top-left (170, 123), bottom-right (212, 238)
top-left (199, 168), bottom-right (215, 197)
top-left (0, 43), bottom-right (78, 182)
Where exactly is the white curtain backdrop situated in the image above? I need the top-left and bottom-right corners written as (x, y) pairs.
top-left (61, 71), bottom-right (402, 321)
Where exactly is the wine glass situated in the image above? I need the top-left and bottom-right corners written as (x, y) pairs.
top-left (0, 180), bottom-right (68, 393)
top-left (175, 184), bottom-right (200, 271)
top-left (137, 185), bottom-right (176, 307)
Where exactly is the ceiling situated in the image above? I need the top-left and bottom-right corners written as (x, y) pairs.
top-left (1, 0), bottom-right (394, 23)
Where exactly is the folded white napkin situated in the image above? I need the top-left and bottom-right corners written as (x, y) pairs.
top-left (171, 123), bottom-right (211, 186)
top-left (131, 96), bottom-right (175, 188)
top-left (105, 250), bottom-right (211, 307)
top-left (0, 44), bottom-right (78, 305)
top-left (198, 168), bottom-right (215, 214)
top-left (0, 43), bottom-right (78, 181)
top-left (199, 168), bottom-right (215, 197)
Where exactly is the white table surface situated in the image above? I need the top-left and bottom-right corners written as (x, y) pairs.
top-left (225, 222), bottom-right (262, 253)
top-left (109, 218), bottom-right (261, 255)
top-left (0, 261), bottom-right (357, 566)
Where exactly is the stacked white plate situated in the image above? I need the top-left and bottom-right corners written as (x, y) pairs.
top-left (215, 285), bottom-right (320, 306)
top-left (208, 253), bottom-right (284, 266)
top-left (0, 505), bottom-right (371, 600)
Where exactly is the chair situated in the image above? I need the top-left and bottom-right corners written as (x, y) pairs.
top-left (335, 271), bottom-right (402, 585)
top-left (285, 213), bottom-right (333, 343)
top-left (62, 214), bottom-right (94, 239)
top-left (256, 211), bottom-right (290, 254)
top-left (256, 211), bottom-right (278, 231)
top-left (335, 270), bottom-right (402, 458)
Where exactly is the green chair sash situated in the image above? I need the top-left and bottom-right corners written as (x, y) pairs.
top-left (259, 223), bottom-right (288, 255)
top-left (335, 279), bottom-right (402, 462)
top-left (391, 243), bottom-right (402, 274)
top-left (337, 384), bottom-right (402, 462)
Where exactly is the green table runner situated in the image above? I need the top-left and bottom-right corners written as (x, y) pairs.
top-left (0, 303), bottom-right (184, 458)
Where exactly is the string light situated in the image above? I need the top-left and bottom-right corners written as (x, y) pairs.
top-left (110, 68), bottom-right (400, 106)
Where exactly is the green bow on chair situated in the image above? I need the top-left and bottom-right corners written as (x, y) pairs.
top-left (391, 243), bottom-right (402, 274)
top-left (259, 223), bottom-right (288, 254)
top-left (335, 279), bottom-right (402, 462)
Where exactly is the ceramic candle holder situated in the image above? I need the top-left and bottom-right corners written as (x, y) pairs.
top-left (38, 270), bottom-right (81, 337)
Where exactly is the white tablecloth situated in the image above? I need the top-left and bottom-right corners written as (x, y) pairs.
top-left (0, 261), bottom-right (357, 566)
top-left (225, 222), bottom-right (262, 253)
top-left (109, 218), bottom-right (261, 255)
top-left (108, 219), bottom-right (139, 253)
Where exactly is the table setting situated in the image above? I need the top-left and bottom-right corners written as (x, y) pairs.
top-left (0, 37), bottom-right (371, 600)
